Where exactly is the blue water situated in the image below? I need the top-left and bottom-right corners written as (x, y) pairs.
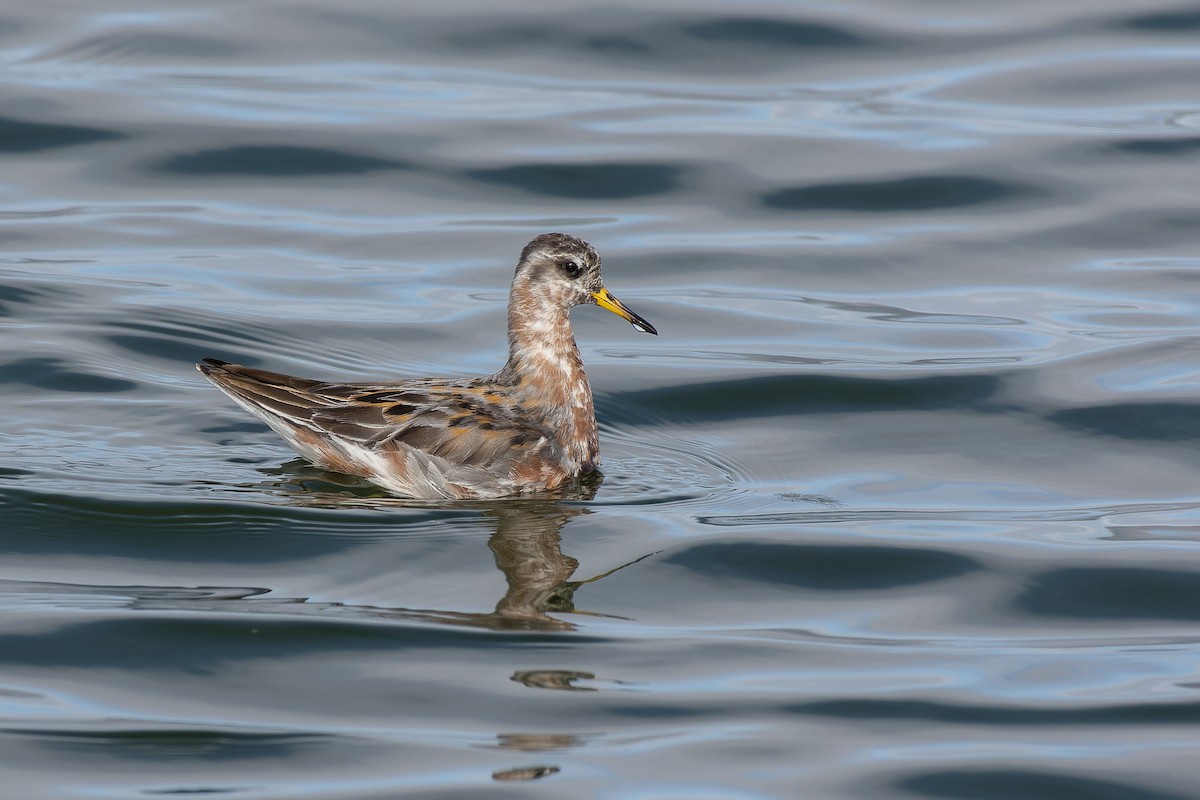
top-left (3, 1), bottom-right (1200, 797)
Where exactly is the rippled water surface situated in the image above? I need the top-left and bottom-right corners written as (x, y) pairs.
top-left (4, 1), bottom-right (1200, 797)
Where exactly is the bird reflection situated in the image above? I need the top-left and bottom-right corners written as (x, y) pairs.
top-left (510, 670), bottom-right (597, 691)
top-left (486, 503), bottom-right (584, 629)
top-left (249, 460), bottom-right (650, 631)
top-left (489, 732), bottom-right (580, 783)
top-left (491, 764), bottom-right (561, 781)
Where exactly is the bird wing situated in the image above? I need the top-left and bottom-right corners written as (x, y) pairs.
top-left (308, 381), bottom-right (553, 471)
top-left (198, 359), bottom-right (559, 497)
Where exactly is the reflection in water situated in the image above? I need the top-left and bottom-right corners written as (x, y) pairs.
top-left (257, 465), bottom-right (634, 782)
top-left (495, 732), bottom-right (584, 753)
top-left (493, 732), bottom-right (581, 783)
top-left (511, 670), bottom-right (597, 691)
top-left (492, 764), bottom-right (561, 781)
top-left (487, 503), bottom-right (585, 630)
top-left (255, 461), bottom-right (649, 632)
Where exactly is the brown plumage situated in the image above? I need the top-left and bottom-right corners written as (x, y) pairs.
top-left (197, 233), bottom-right (657, 499)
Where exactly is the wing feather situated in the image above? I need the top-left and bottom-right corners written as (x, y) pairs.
top-left (199, 361), bottom-right (559, 496)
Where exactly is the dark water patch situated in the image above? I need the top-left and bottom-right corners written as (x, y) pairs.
top-left (0, 283), bottom-right (42, 317)
top-left (762, 176), bottom-right (1034, 212)
top-left (200, 420), bottom-right (272, 435)
top-left (896, 769), bottom-right (1190, 800)
top-left (0, 357), bottom-right (136, 393)
top-left (663, 541), bottom-right (980, 590)
top-left (0, 488), bottom-right (464, 561)
top-left (0, 581), bottom-right (267, 604)
top-left (0, 115), bottom-right (122, 153)
top-left (614, 373), bottom-right (1008, 423)
top-left (465, 163), bottom-right (681, 200)
top-left (103, 315), bottom-right (276, 365)
top-left (582, 34), bottom-right (650, 55)
top-left (1110, 137), bottom-right (1200, 156)
top-left (12, 728), bottom-right (328, 761)
top-left (441, 13), bottom-right (875, 67)
top-left (445, 20), bottom-right (648, 57)
top-left (792, 697), bottom-right (1200, 726)
top-left (1016, 567), bottom-right (1200, 621)
top-left (0, 616), bottom-right (601, 670)
top-left (1048, 403), bottom-right (1200, 441)
top-left (682, 16), bottom-right (868, 48)
top-left (110, 334), bottom-right (241, 364)
top-left (1122, 9), bottom-right (1200, 32)
top-left (155, 146), bottom-right (410, 177)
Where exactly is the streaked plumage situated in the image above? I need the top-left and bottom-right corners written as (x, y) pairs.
top-left (198, 233), bottom-right (656, 499)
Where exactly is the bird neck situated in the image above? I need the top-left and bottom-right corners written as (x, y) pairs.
top-left (499, 282), bottom-right (598, 466)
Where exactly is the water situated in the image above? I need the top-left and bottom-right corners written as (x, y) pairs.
top-left (3, 1), bottom-right (1200, 797)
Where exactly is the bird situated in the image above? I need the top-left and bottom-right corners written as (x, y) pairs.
top-left (197, 233), bottom-right (657, 500)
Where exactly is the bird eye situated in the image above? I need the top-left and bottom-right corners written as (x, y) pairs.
top-left (560, 259), bottom-right (583, 277)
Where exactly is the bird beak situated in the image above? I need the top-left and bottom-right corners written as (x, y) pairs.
top-left (592, 287), bottom-right (658, 335)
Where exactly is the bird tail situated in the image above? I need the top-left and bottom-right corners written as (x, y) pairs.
top-left (196, 358), bottom-right (334, 428)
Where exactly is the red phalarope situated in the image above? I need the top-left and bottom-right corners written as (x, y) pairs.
top-left (198, 233), bottom-right (657, 499)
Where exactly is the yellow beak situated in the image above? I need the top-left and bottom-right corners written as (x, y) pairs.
top-left (592, 287), bottom-right (657, 335)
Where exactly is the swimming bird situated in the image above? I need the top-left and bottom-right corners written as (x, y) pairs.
top-left (198, 233), bottom-right (657, 499)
